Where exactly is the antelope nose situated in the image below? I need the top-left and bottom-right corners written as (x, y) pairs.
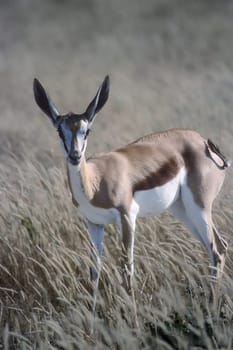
top-left (71, 151), bottom-right (81, 159)
top-left (69, 151), bottom-right (81, 163)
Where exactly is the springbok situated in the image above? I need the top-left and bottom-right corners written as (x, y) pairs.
top-left (33, 75), bottom-right (229, 316)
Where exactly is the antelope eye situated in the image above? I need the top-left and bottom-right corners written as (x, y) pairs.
top-left (84, 129), bottom-right (91, 140)
top-left (78, 129), bottom-right (86, 137)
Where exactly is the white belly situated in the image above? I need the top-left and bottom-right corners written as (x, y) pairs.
top-left (134, 167), bottom-right (186, 217)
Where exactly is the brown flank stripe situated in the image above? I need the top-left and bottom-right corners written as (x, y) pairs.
top-left (133, 158), bottom-right (179, 193)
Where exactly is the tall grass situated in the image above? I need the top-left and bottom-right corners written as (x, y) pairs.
top-left (0, 151), bottom-right (232, 349)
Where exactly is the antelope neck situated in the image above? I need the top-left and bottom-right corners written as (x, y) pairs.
top-left (67, 156), bottom-right (96, 202)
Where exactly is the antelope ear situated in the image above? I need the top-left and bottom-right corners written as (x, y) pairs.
top-left (33, 78), bottom-right (59, 126)
top-left (85, 75), bottom-right (110, 127)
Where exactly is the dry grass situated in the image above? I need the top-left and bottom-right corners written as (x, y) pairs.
top-left (1, 0), bottom-right (233, 348)
top-left (1, 157), bottom-right (233, 349)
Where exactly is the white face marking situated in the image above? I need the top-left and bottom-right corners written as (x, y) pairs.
top-left (59, 122), bottom-right (72, 155)
top-left (76, 120), bottom-right (88, 155)
top-left (58, 118), bottom-right (89, 162)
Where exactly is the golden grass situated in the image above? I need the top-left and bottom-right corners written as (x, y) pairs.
top-left (0, 156), bottom-right (233, 349)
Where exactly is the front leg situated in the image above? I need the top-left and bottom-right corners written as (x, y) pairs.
top-left (120, 206), bottom-right (138, 327)
top-left (120, 213), bottom-right (136, 294)
top-left (87, 221), bottom-right (104, 281)
top-left (86, 220), bottom-right (104, 328)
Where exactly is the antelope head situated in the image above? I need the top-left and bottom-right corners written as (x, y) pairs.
top-left (33, 76), bottom-right (110, 165)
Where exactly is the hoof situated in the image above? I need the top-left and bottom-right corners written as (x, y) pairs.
top-left (90, 267), bottom-right (98, 281)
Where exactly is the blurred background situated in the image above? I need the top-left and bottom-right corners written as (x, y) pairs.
top-left (1, 0), bottom-right (233, 168)
top-left (1, 1), bottom-right (233, 346)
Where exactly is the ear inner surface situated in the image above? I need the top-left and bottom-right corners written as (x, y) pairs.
top-left (95, 75), bottom-right (110, 114)
top-left (85, 75), bottom-right (110, 123)
top-left (33, 78), bottom-right (59, 123)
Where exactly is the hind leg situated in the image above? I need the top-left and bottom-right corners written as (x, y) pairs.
top-left (170, 198), bottom-right (216, 277)
top-left (171, 200), bottom-right (227, 278)
top-left (180, 185), bottom-right (227, 282)
top-left (170, 199), bottom-right (206, 246)
top-left (212, 225), bottom-right (228, 280)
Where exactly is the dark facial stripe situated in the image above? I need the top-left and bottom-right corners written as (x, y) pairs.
top-left (133, 158), bottom-right (180, 193)
top-left (57, 126), bottom-right (69, 154)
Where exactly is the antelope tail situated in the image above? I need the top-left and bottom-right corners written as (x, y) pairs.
top-left (207, 139), bottom-right (231, 169)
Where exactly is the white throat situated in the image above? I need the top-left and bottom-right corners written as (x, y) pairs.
top-left (67, 160), bottom-right (84, 196)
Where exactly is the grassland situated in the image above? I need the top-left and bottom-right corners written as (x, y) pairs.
top-left (0, 0), bottom-right (233, 348)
